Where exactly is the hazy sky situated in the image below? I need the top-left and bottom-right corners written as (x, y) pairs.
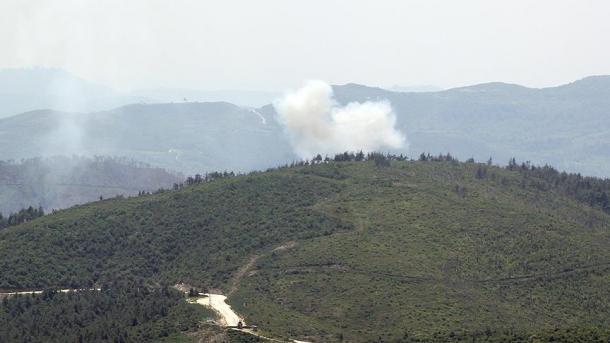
top-left (2, 0), bottom-right (609, 91)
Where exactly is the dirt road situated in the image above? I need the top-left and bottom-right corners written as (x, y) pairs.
top-left (196, 293), bottom-right (243, 327)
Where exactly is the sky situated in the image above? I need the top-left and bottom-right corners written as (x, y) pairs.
top-left (2, 0), bottom-right (610, 91)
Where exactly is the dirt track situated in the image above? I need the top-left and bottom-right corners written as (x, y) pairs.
top-left (196, 293), bottom-right (243, 327)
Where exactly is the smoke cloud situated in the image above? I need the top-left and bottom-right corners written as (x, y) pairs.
top-left (44, 74), bottom-right (89, 156)
top-left (274, 80), bottom-right (406, 158)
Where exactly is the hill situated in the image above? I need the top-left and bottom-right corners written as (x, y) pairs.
top-left (0, 156), bottom-right (609, 342)
top-left (333, 76), bottom-right (610, 177)
top-left (3, 75), bottom-right (610, 177)
top-left (0, 156), bottom-right (182, 215)
top-left (0, 68), bottom-right (279, 118)
top-left (0, 103), bottom-right (295, 174)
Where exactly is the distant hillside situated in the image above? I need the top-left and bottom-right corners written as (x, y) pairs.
top-left (0, 103), bottom-right (295, 173)
top-left (2, 75), bottom-right (610, 177)
top-left (333, 76), bottom-right (610, 177)
top-left (128, 88), bottom-right (280, 108)
top-left (1, 157), bottom-right (608, 341)
top-left (0, 68), bottom-right (280, 118)
top-left (0, 156), bottom-right (182, 214)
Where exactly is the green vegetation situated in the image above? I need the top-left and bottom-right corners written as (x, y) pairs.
top-left (0, 205), bottom-right (44, 230)
top-left (1, 155), bottom-right (609, 341)
top-left (0, 168), bottom-right (347, 289)
top-left (0, 282), bottom-right (216, 343)
top-left (159, 325), bottom-right (272, 343)
top-left (401, 326), bottom-right (610, 342)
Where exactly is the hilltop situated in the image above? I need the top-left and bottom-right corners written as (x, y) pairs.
top-left (0, 156), bottom-right (609, 342)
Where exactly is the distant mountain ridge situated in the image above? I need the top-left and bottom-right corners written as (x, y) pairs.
top-left (0, 102), bottom-right (294, 174)
top-left (332, 75), bottom-right (610, 176)
top-left (1, 73), bottom-right (610, 176)
top-left (128, 88), bottom-right (279, 107)
top-left (0, 68), bottom-right (280, 118)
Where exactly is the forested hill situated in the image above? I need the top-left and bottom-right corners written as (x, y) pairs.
top-left (1, 155), bottom-right (609, 341)
top-left (0, 156), bottom-right (182, 214)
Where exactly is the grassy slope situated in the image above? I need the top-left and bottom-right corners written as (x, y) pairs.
top-left (1, 160), bottom-right (609, 342)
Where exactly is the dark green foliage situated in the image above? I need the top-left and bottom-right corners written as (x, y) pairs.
top-left (1, 155), bottom-right (609, 342)
top-left (475, 165), bottom-right (487, 179)
top-left (508, 160), bottom-right (610, 213)
top-left (401, 326), bottom-right (610, 342)
top-left (228, 157), bottom-right (610, 342)
top-left (0, 206), bottom-right (44, 229)
top-left (370, 153), bottom-right (391, 167)
top-left (0, 283), bottom-right (214, 343)
top-left (0, 171), bottom-right (346, 289)
top-left (226, 330), bottom-right (269, 342)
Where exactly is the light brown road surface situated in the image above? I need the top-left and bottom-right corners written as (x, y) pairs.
top-left (196, 293), bottom-right (243, 327)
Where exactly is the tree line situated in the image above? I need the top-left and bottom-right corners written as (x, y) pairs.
top-left (158, 150), bottom-right (610, 213)
top-left (0, 206), bottom-right (44, 230)
top-left (467, 156), bottom-right (610, 213)
top-left (0, 281), bottom-right (212, 343)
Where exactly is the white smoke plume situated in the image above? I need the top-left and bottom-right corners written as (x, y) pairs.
top-left (274, 80), bottom-right (407, 158)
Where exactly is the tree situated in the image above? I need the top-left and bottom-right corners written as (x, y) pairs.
top-left (355, 151), bottom-right (365, 161)
top-left (508, 157), bottom-right (517, 170)
top-left (371, 153), bottom-right (390, 167)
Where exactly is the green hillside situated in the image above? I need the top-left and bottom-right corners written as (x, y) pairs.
top-left (1, 157), bottom-right (609, 342)
top-left (0, 283), bottom-right (216, 343)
